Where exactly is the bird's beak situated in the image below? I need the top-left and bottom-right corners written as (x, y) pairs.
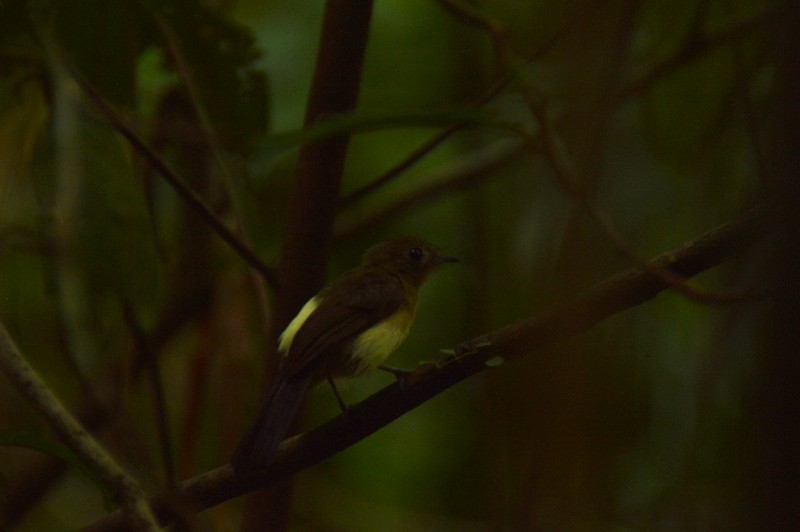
top-left (437, 254), bottom-right (459, 265)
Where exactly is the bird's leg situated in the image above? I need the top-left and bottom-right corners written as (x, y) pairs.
top-left (327, 376), bottom-right (349, 413)
top-left (378, 365), bottom-right (413, 389)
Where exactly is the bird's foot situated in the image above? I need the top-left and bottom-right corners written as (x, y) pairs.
top-left (327, 376), bottom-right (350, 414)
top-left (378, 364), bottom-right (413, 389)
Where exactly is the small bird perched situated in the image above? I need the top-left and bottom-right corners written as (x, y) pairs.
top-left (232, 236), bottom-right (457, 473)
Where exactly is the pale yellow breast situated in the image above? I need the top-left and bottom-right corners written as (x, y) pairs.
top-left (349, 305), bottom-right (416, 375)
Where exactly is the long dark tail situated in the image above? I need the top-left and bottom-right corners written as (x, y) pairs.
top-left (232, 376), bottom-right (311, 473)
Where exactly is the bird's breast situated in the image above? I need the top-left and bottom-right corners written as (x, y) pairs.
top-left (348, 304), bottom-right (416, 375)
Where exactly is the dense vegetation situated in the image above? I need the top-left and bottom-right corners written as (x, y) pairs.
top-left (1, 0), bottom-right (796, 530)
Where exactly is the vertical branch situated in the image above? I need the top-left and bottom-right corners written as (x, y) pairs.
top-left (242, 1), bottom-right (375, 530)
top-left (123, 306), bottom-right (177, 490)
top-left (276, 0), bottom-right (375, 326)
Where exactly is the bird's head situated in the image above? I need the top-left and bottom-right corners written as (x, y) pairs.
top-left (361, 236), bottom-right (458, 285)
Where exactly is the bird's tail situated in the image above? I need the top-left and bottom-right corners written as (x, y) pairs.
top-left (232, 376), bottom-right (311, 473)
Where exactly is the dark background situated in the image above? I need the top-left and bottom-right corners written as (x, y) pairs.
top-left (0, 0), bottom-right (797, 530)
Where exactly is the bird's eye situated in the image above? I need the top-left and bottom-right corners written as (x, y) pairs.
top-left (407, 247), bottom-right (424, 261)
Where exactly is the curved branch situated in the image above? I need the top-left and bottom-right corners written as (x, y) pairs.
top-left (84, 206), bottom-right (769, 531)
top-left (337, 1), bottom-right (608, 209)
top-left (434, 0), bottom-right (761, 304)
top-left (335, 138), bottom-right (529, 241)
top-left (613, 5), bottom-right (778, 103)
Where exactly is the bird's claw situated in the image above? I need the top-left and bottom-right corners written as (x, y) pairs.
top-left (378, 364), bottom-right (413, 389)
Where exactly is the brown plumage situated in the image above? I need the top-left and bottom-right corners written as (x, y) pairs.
top-left (232, 236), bottom-right (457, 473)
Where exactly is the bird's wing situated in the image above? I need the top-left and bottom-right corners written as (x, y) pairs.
top-left (281, 270), bottom-right (404, 379)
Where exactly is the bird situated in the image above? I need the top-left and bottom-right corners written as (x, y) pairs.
top-left (232, 236), bottom-right (457, 473)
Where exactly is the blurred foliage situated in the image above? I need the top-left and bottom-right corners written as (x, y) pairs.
top-left (0, 0), bottom-right (789, 530)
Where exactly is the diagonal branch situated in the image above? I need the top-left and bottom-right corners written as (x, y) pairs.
top-left (64, 62), bottom-right (278, 289)
top-left (336, 1), bottom-right (608, 209)
top-left (83, 205), bottom-right (770, 531)
top-left (0, 320), bottom-right (159, 530)
top-left (434, 0), bottom-right (761, 305)
top-left (335, 138), bottom-right (530, 241)
top-left (336, 4), bottom-right (771, 235)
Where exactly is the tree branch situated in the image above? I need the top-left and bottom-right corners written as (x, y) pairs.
top-left (335, 138), bottom-right (529, 242)
top-left (613, 4), bottom-right (778, 103)
top-left (64, 62), bottom-right (278, 289)
top-left (275, 0), bottom-right (375, 322)
top-left (0, 320), bottom-right (159, 530)
top-left (434, 0), bottom-right (761, 305)
top-left (84, 205), bottom-right (769, 531)
top-left (336, 0), bottom-right (606, 209)
top-left (249, 1), bottom-right (375, 529)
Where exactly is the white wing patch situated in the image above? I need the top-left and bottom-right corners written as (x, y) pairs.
top-left (278, 296), bottom-right (320, 355)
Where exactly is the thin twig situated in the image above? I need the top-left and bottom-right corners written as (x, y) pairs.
top-left (151, 11), bottom-right (272, 319)
top-left (522, 82), bottom-right (759, 304)
top-left (122, 305), bottom-right (177, 489)
top-left (613, 5), bottom-right (777, 103)
top-left (337, 126), bottom-right (461, 209)
top-left (437, 0), bottom-right (763, 304)
top-left (339, 0), bottom-right (774, 233)
top-left (338, 0), bottom-right (609, 209)
top-left (335, 138), bottom-right (530, 241)
top-left (63, 62), bottom-right (278, 289)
